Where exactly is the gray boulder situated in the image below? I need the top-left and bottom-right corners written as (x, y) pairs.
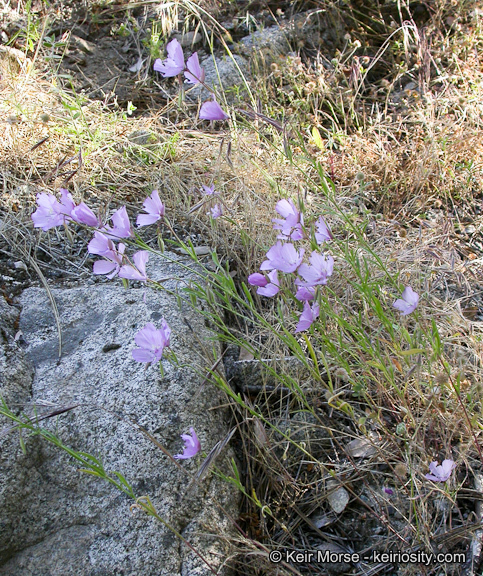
top-left (186, 54), bottom-right (248, 102)
top-left (0, 252), bottom-right (238, 575)
top-left (239, 24), bottom-right (292, 56)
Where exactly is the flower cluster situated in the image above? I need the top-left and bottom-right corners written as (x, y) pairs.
top-left (30, 188), bottom-right (207, 459)
top-left (153, 39), bottom-right (228, 121)
top-left (32, 189), bottom-right (164, 284)
top-left (248, 199), bottom-right (420, 333)
top-left (32, 189), bottom-right (99, 231)
top-left (248, 199), bottom-right (333, 333)
top-left (31, 188), bottom-right (173, 364)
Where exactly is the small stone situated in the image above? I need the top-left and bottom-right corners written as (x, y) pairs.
top-left (186, 54), bottom-right (248, 101)
top-left (346, 435), bottom-right (377, 458)
top-left (174, 30), bottom-right (202, 48)
top-left (13, 261), bottom-right (28, 272)
top-left (327, 485), bottom-right (350, 514)
top-left (71, 35), bottom-right (95, 53)
top-left (179, 245), bottom-right (211, 256)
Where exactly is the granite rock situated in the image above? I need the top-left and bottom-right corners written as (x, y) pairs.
top-left (186, 54), bottom-right (248, 101)
top-left (0, 252), bottom-right (237, 575)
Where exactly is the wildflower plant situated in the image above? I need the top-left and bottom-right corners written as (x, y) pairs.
top-left (425, 460), bottom-right (456, 483)
top-left (153, 38), bottom-right (229, 121)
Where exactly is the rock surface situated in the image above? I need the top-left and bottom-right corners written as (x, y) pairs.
top-left (0, 252), bottom-right (237, 575)
top-left (186, 54), bottom-right (248, 101)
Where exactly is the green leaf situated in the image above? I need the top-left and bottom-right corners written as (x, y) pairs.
top-left (311, 126), bottom-right (325, 150)
top-left (399, 348), bottom-right (426, 357)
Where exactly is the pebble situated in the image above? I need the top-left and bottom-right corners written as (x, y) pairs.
top-left (328, 485), bottom-right (350, 514)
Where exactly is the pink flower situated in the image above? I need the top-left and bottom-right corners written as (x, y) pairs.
top-left (248, 273), bottom-right (267, 287)
top-left (132, 320), bottom-right (171, 363)
top-left (295, 301), bottom-right (320, 333)
top-left (201, 184), bottom-right (216, 196)
top-left (295, 286), bottom-right (315, 301)
top-left (393, 286), bottom-right (419, 316)
top-left (174, 427), bottom-right (201, 460)
top-left (425, 459), bottom-right (455, 482)
top-left (184, 53), bottom-right (205, 85)
top-left (88, 231), bottom-right (115, 256)
top-left (200, 100), bottom-right (229, 121)
top-left (88, 232), bottom-right (126, 279)
top-left (260, 241), bottom-right (304, 274)
top-left (296, 251), bottom-right (334, 287)
top-left (119, 250), bottom-right (149, 282)
top-left (153, 39), bottom-right (184, 77)
top-left (71, 202), bottom-right (99, 227)
top-left (93, 243), bottom-right (126, 279)
top-left (136, 190), bottom-right (165, 227)
top-left (59, 188), bottom-right (75, 217)
top-left (257, 270), bottom-right (279, 297)
top-left (315, 216), bottom-right (332, 244)
top-left (272, 198), bottom-right (304, 241)
top-left (103, 206), bottom-right (132, 239)
top-left (31, 193), bottom-right (67, 230)
top-left (210, 204), bottom-right (223, 219)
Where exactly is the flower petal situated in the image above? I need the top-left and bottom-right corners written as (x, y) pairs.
top-left (199, 100), bottom-right (229, 121)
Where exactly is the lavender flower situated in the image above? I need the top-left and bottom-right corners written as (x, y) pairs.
top-left (393, 286), bottom-right (419, 316)
top-left (173, 427), bottom-right (201, 460)
top-left (59, 188), bottom-right (75, 217)
top-left (153, 39), bottom-right (184, 77)
top-left (260, 241), bottom-right (304, 274)
top-left (248, 273), bottom-right (268, 287)
top-left (88, 231), bottom-right (115, 256)
top-left (257, 270), bottom-right (279, 297)
top-left (425, 459), bottom-right (455, 482)
top-left (31, 193), bottom-right (67, 230)
top-left (201, 184), bottom-right (216, 196)
top-left (210, 204), bottom-right (223, 219)
top-left (136, 190), bottom-right (165, 227)
top-left (184, 53), bottom-right (205, 85)
top-left (93, 243), bottom-right (126, 279)
top-left (272, 198), bottom-right (304, 241)
top-left (296, 251), bottom-right (334, 287)
top-left (315, 216), bottom-right (332, 244)
top-left (132, 320), bottom-right (171, 363)
top-left (71, 202), bottom-right (99, 227)
top-left (295, 301), bottom-right (320, 333)
top-left (295, 286), bottom-right (315, 301)
top-left (199, 100), bottom-right (229, 121)
top-left (119, 250), bottom-right (149, 282)
top-left (103, 206), bottom-right (132, 239)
